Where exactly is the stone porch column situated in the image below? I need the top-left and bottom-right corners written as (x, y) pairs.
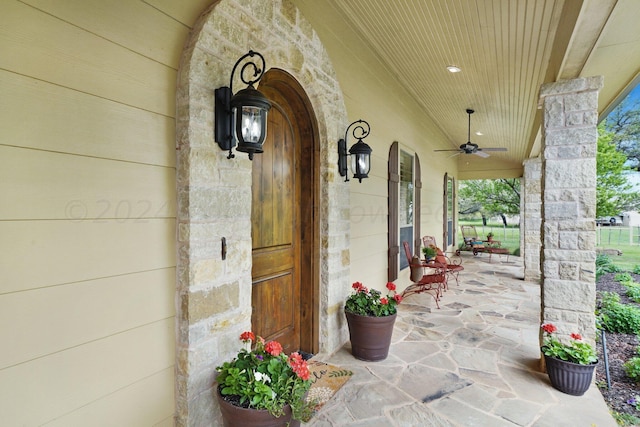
top-left (522, 157), bottom-right (542, 283)
top-left (539, 76), bottom-right (603, 343)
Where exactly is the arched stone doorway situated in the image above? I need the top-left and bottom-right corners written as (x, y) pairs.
top-left (174, 0), bottom-right (352, 424)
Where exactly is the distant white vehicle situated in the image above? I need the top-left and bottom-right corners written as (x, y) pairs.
top-left (596, 214), bottom-right (624, 226)
top-left (596, 212), bottom-right (640, 226)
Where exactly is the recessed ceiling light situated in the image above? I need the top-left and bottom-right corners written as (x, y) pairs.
top-left (475, 131), bottom-right (483, 136)
top-left (446, 65), bottom-right (462, 73)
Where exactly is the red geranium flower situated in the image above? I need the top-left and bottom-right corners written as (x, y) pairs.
top-left (240, 331), bottom-right (255, 342)
top-left (288, 352), bottom-right (310, 380)
top-left (264, 340), bottom-right (283, 356)
top-left (541, 323), bottom-right (557, 334)
top-left (540, 323), bottom-right (596, 365)
top-left (345, 281), bottom-right (402, 317)
top-left (216, 333), bottom-right (313, 419)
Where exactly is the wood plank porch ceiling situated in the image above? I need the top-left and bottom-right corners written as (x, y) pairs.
top-left (304, 0), bottom-right (640, 178)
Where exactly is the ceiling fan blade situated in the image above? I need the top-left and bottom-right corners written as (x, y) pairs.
top-left (474, 150), bottom-right (490, 158)
top-left (447, 152), bottom-right (462, 158)
top-left (479, 147), bottom-right (507, 152)
top-left (434, 149), bottom-right (462, 152)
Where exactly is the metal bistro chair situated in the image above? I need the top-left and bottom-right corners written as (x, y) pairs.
top-left (401, 241), bottom-right (446, 309)
top-left (422, 236), bottom-right (464, 287)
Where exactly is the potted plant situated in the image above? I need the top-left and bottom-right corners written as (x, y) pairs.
top-left (540, 323), bottom-right (598, 396)
top-left (422, 245), bottom-right (437, 261)
top-left (486, 232), bottom-right (494, 242)
top-left (216, 331), bottom-right (314, 426)
top-left (344, 281), bottom-right (402, 361)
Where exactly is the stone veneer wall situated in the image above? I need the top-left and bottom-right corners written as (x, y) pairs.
top-left (175, 0), bottom-right (351, 425)
top-left (522, 157), bottom-right (542, 283)
top-left (539, 76), bottom-right (603, 345)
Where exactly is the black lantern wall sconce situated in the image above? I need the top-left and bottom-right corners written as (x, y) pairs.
top-left (215, 50), bottom-right (272, 160)
top-left (337, 119), bottom-right (373, 183)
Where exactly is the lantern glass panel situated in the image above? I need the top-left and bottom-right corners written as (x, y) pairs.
top-left (233, 105), bottom-right (267, 144)
top-left (351, 153), bottom-right (370, 175)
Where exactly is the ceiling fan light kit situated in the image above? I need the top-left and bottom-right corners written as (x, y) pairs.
top-left (434, 109), bottom-right (507, 158)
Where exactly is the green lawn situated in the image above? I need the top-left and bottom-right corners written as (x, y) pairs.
top-left (457, 220), bottom-right (640, 271)
top-left (597, 226), bottom-right (640, 271)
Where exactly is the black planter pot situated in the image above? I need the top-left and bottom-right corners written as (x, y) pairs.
top-left (345, 311), bottom-right (396, 361)
top-left (543, 354), bottom-right (597, 396)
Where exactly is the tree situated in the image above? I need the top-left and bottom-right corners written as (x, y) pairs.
top-left (459, 125), bottom-right (639, 222)
top-left (596, 124), bottom-right (640, 217)
top-left (603, 97), bottom-right (640, 170)
top-left (458, 179), bottom-right (520, 224)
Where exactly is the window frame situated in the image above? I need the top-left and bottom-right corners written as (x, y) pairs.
top-left (443, 173), bottom-right (455, 248)
top-left (388, 142), bottom-right (421, 280)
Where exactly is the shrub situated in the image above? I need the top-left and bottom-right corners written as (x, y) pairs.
top-left (596, 254), bottom-right (621, 281)
top-left (624, 356), bottom-right (640, 381)
top-left (598, 292), bottom-right (640, 334)
top-left (625, 282), bottom-right (640, 304)
top-left (600, 291), bottom-right (620, 307)
top-left (614, 272), bottom-right (640, 303)
top-left (615, 272), bottom-right (633, 284)
top-left (634, 265), bottom-right (640, 275)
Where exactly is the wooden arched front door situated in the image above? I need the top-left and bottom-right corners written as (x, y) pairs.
top-left (251, 70), bottom-right (317, 355)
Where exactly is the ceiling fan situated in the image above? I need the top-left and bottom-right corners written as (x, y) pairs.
top-left (435, 109), bottom-right (507, 158)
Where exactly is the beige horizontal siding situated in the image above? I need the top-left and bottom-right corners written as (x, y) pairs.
top-left (41, 368), bottom-right (175, 427)
top-left (1, 219), bottom-right (176, 294)
top-left (0, 269), bottom-right (175, 370)
top-left (23, 0), bottom-right (190, 67)
top-left (0, 0), bottom-right (204, 422)
top-left (0, 146), bottom-right (175, 221)
top-left (0, 319), bottom-right (175, 426)
top-left (0, 1), bottom-right (176, 117)
top-left (0, 71), bottom-right (176, 167)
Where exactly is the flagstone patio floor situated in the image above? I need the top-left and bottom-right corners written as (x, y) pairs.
top-left (307, 254), bottom-right (616, 427)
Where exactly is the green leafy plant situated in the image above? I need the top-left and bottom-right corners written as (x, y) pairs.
top-left (216, 332), bottom-right (314, 421)
top-left (624, 356), bottom-right (640, 381)
top-left (596, 254), bottom-right (622, 281)
top-left (598, 292), bottom-right (640, 334)
top-left (612, 410), bottom-right (640, 426)
top-left (345, 281), bottom-right (402, 317)
top-left (422, 246), bottom-right (437, 259)
top-left (633, 265), bottom-right (640, 275)
top-left (486, 232), bottom-right (494, 239)
top-left (616, 272), bottom-right (633, 283)
top-left (625, 282), bottom-right (640, 303)
top-left (613, 272), bottom-right (640, 302)
top-left (540, 323), bottom-right (597, 365)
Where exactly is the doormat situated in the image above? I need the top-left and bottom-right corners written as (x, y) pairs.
top-left (305, 360), bottom-right (353, 414)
